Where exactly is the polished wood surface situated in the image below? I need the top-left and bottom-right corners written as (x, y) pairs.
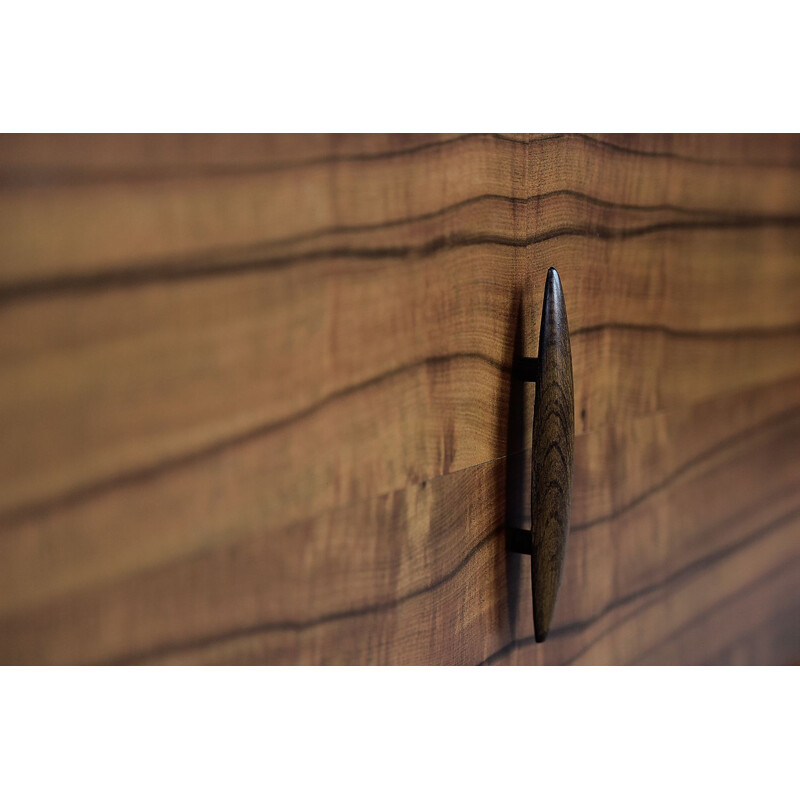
top-left (524, 267), bottom-right (575, 643)
top-left (1, 134), bottom-right (799, 664)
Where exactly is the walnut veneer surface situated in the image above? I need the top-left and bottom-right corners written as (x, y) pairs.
top-left (1, 133), bottom-right (799, 664)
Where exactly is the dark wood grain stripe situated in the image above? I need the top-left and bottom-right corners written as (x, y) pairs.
top-left (0, 351), bottom-right (505, 527)
top-left (3, 336), bottom-right (800, 529)
top-left (0, 134), bottom-right (538, 186)
top-left (239, 190), bottom-right (784, 250)
top-left (481, 496), bottom-right (800, 665)
top-left (629, 554), bottom-right (800, 665)
top-left (101, 189), bottom-right (768, 257)
top-left (3, 214), bottom-right (800, 305)
top-left (572, 320), bottom-right (800, 340)
top-left (2, 133), bottom-right (798, 187)
top-left (571, 402), bottom-right (800, 534)
top-left (111, 523), bottom-right (506, 665)
top-left (572, 133), bottom-right (800, 169)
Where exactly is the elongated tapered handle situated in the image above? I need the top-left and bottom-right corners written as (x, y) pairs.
top-left (530, 268), bottom-right (575, 642)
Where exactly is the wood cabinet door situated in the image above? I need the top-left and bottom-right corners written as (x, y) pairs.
top-left (1, 133), bottom-right (799, 664)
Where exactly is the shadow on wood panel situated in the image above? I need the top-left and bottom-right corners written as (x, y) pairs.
top-left (504, 290), bottom-right (534, 643)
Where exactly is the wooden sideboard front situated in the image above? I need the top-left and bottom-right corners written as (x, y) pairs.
top-left (1, 133), bottom-right (799, 665)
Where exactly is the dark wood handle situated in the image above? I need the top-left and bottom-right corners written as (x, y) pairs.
top-left (531, 268), bottom-right (574, 642)
top-left (508, 268), bottom-right (575, 643)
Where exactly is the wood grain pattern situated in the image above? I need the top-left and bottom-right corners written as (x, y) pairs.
top-left (0, 133), bottom-right (799, 664)
top-left (528, 268), bottom-right (574, 642)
